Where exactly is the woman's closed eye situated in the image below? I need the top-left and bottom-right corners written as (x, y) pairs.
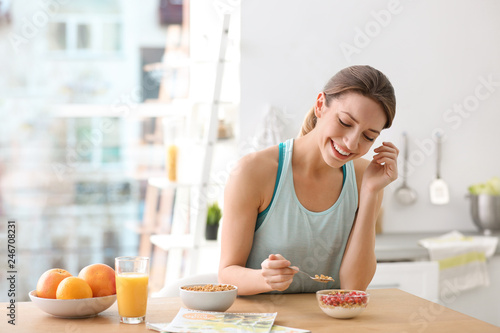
top-left (338, 118), bottom-right (351, 127)
top-left (339, 117), bottom-right (375, 142)
top-left (363, 134), bottom-right (375, 142)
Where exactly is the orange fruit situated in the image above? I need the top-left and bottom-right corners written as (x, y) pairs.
top-left (56, 277), bottom-right (93, 299)
top-left (36, 268), bottom-right (72, 299)
top-left (78, 263), bottom-right (116, 297)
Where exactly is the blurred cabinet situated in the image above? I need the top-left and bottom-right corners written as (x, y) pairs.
top-left (369, 261), bottom-right (439, 302)
top-left (440, 255), bottom-right (500, 327)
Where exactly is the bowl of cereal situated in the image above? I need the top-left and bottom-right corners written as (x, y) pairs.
top-left (179, 284), bottom-right (238, 312)
top-left (316, 289), bottom-right (369, 319)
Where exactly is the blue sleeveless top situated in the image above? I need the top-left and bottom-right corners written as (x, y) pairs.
top-left (245, 139), bottom-right (358, 293)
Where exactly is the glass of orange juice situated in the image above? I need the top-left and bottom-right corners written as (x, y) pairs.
top-left (115, 256), bottom-right (150, 324)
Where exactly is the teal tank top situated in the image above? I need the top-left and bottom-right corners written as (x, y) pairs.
top-left (245, 138), bottom-right (358, 293)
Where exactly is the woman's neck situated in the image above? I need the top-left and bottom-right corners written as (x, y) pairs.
top-left (293, 133), bottom-right (342, 179)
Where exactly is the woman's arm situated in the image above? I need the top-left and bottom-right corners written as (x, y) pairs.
top-left (218, 148), bottom-right (296, 295)
top-left (339, 142), bottom-right (399, 290)
top-left (339, 184), bottom-right (382, 290)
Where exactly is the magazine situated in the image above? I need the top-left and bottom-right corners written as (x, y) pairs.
top-left (160, 307), bottom-right (277, 332)
top-left (269, 325), bottom-right (311, 333)
top-left (148, 321), bottom-right (311, 333)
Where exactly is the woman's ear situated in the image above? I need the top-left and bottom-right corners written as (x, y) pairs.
top-left (314, 92), bottom-right (326, 118)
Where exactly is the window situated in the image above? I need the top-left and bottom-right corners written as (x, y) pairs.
top-left (46, 1), bottom-right (123, 58)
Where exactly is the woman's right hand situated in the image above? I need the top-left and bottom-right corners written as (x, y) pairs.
top-left (260, 254), bottom-right (297, 291)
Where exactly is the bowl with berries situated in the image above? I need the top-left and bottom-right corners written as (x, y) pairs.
top-left (316, 289), bottom-right (369, 319)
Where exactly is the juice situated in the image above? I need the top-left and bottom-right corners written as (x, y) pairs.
top-left (116, 272), bottom-right (149, 318)
top-left (166, 144), bottom-right (178, 181)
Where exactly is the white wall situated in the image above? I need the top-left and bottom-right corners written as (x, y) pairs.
top-left (240, 0), bottom-right (500, 233)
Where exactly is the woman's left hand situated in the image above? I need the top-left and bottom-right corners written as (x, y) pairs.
top-left (362, 141), bottom-right (399, 193)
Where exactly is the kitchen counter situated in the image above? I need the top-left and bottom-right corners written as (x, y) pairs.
top-left (375, 231), bottom-right (500, 262)
top-left (373, 231), bottom-right (500, 327)
top-left (3, 289), bottom-right (499, 333)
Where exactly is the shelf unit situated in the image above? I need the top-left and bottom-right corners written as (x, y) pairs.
top-left (138, 175), bottom-right (226, 291)
top-left (137, 13), bottom-right (233, 291)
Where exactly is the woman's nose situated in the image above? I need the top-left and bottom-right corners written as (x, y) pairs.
top-left (344, 133), bottom-right (359, 151)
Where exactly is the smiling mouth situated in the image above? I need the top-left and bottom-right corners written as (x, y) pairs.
top-left (332, 140), bottom-right (351, 157)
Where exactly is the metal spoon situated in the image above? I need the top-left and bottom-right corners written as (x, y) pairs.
top-left (395, 132), bottom-right (417, 205)
top-left (289, 267), bottom-right (334, 283)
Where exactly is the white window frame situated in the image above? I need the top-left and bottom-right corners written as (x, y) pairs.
top-left (47, 13), bottom-right (124, 59)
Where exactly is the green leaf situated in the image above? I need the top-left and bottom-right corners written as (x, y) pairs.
top-left (207, 202), bottom-right (222, 225)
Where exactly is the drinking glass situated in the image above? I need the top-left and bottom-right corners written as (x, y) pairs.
top-left (115, 256), bottom-right (150, 324)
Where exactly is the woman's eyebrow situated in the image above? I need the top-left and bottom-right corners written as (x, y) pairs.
top-left (341, 111), bottom-right (381, 134)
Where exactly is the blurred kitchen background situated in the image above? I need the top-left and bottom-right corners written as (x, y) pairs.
top-left (1, 0), bottom-right (500, 327)
top-left (0, 0), bottom-right (241, 300)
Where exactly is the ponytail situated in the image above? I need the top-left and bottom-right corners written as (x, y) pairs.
top-left (298, 107), bottom-right (317, 137)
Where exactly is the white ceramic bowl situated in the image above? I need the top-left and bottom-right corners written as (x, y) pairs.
top-left (316, 289), bottom-right (369, 319)
top-left (179, 284), bottom-right (237, 312)
top-left (29, 290), bottom-right (116, 318)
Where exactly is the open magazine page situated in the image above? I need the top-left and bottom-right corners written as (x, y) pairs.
top-left (148, 322), bottom-right (311, 333)
top-left (160, 307), bottom-right (277, 332)
top-left (269, 325), bottom-right (311, 333)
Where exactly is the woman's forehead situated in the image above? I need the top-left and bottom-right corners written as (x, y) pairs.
top-left (329, 93), bottom-right (387, 129)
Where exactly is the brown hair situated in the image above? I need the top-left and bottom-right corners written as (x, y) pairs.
top-left (299, 65), bottom-right (396, 137)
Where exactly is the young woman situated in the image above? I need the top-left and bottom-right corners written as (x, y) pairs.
top-left (218, 65), bottom-right (398, 295)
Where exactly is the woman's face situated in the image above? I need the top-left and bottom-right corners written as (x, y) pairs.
top-left (315, 91), bottom-right (387, 168)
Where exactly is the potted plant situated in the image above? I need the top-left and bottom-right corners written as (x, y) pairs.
top-left (205, 202), bottom-right (222, 240)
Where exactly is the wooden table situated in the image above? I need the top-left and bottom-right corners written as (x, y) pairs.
top-left (3, 289), bottom-right (498, 333)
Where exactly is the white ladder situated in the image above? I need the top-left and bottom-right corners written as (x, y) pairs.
top-left (148, 14), bottom-right (232, 288)
top-left (188, 13), bottom-right (231, 276)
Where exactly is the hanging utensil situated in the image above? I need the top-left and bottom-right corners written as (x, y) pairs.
top-left (395, 132), bottom-right (417, 205)
top-left (430, 133), bottom-right (450, 205)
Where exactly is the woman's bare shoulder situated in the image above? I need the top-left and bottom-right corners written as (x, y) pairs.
top-left (230, 145), bottom-right (280, 181)
top-left (353, 158), bottom-right (371, 189)
top-left (353, 157), bottom-right (370, 172)
top-left (225, 145), bottom-right (280, 211)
